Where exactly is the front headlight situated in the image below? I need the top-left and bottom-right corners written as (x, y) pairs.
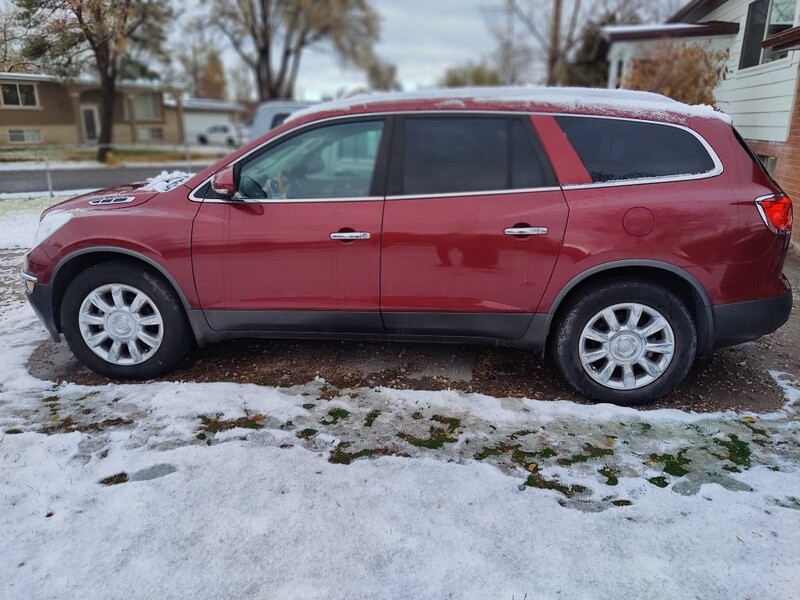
top-left (32, 210), bottom-right (73, 248)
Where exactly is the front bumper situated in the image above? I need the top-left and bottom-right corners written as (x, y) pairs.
top-left (22, 272), bottom-right (60, 342)
top-left (713, 283), bottom-right (792, 349)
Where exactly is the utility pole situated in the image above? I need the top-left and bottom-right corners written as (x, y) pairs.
top-left (547, 0), bottom-right (562, 86)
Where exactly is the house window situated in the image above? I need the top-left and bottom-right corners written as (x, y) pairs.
top-left (140, 127), bottom-right (164, 141)
top-left (8, 129), bottom-right (42, 143)
top-left (1, 82), bottom-right (38, 107)
top-left (125, 93), bottom-right (162, 121)
top-left (740, 0), bottom-right (794, 69)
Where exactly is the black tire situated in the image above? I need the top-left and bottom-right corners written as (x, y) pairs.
top-left (552, 279), bottom-right (697, 406)
top-left (226, 137), bottom-right (236, 146)
top-left (198, 135), bottom-right (208, 145)
top-left (60, 262), bottom-right (194, 380)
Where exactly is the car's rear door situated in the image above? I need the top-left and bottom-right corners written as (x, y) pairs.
top-left (380, 114), bottom-right (569, 338)
top-left (191, 117), bottom-right (390, 334)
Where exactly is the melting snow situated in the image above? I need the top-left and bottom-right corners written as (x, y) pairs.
top-left (137, 171), bottom-right (193, 193)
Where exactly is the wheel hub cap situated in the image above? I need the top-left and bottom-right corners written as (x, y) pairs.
top-left (578, 302), bottom-right (675, 391)
top-left (610, 333), bottom-right (643, 362)
top-left (108, 311), bottom-right (135, 339)
top-left (78, 283), bottom-right (164, 366)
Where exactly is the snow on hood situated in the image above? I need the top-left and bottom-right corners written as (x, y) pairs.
top-left (137, 171), bottom-right (193, 193)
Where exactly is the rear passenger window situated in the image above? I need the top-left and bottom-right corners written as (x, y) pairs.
top-left (401, 117), bottom-right (555, 195)
top-left (555, 116), bottom-right (716, 183)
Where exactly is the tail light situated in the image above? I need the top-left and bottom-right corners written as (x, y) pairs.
top-left (756, 194), bottom-right (793, 234)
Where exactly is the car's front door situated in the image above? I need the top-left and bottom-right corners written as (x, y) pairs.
top-left (192, 118), bottom-right (388, 333)
top-left (380, 114), bottom-right (569, 339)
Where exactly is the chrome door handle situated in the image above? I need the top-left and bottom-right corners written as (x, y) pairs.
top-left (504, 227), bottom-right (548, 236)
top-left (330, 231), bottom-right (371, 241)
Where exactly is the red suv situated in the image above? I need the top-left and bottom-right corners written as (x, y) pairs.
top-left (22, 88), bottom-right (793, 405)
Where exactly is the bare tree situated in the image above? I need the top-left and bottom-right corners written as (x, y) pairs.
top-left (440, 61), bottom-right (503, 87)
top-left (15, 0), bottom-right (173, 162)
top-left (205, 0), bottom-right (380, 101)
top-left (0, 7), bottom-right (36, 72)
top-left (498, 0), bottom-right (647, 85)
top-left (483, 0), bottom-right (534, 84)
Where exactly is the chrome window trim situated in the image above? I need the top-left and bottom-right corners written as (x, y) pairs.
top-left (196, 196), bottom-right (385, 205)
top-left (189, 109), bottom-right (724, 203)
top-left (386, 187), bottom-right (563, 201)
top-left (555, 114), bottom-right (723, 190)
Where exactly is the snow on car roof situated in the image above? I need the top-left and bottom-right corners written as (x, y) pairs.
top-left (287, 86), bottom-right (732, 125)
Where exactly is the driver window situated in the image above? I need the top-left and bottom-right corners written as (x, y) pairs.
top-left (237, 120), bottom-right (384, 200)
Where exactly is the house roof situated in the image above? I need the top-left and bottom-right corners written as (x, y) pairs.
top-left (600, 21), bottom-right (739, 43)
top-left (0, 71), bottom-right (179, 92)
top-left (668, 0), bottom-right (728, 24)
top-left (594, 21), bottom-right (738, 60)
top-left (762, 26), bottom-right (800, 52)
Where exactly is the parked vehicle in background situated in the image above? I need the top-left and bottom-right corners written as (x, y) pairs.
top-left (197, 123), bottom-right (247, 147)
top-left (248, 100), bottom-right (314, 141)
top-left (22, 88), bottom-right (793, 405)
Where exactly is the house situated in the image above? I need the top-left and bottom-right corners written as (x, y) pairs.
top-left (0, 72), bottom-right (185, 146)
top-left (598, 0), bottom-right (800, 203)
top-left (165, 98), bottom-right (246, 145)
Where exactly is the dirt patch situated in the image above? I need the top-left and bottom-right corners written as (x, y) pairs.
top-left (25, 252), bottom-right (800, 414)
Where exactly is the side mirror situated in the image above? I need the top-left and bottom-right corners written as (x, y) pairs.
top-left (211, 166), bottom-right (236, 198)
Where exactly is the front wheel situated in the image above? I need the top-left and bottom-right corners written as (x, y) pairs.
top-left (552, 280), bottom-right (697, 405)
top-left (61, 262), bottom-right (194, 379)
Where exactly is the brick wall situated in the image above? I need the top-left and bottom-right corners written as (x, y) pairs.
top-left (748, 76), bottom-right (800, 246)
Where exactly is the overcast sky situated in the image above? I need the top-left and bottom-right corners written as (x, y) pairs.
top-left (190, 0), bottom-right (500, 99)
top-left (305, 0), bottom-right (498, 97)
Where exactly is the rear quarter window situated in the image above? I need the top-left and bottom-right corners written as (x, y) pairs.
top-left (555, 116), bottom-right (717, 184)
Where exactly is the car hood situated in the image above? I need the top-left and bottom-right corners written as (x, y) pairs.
top-left (40, 185), bottom-right (160, 218)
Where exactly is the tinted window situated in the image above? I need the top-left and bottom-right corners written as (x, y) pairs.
top-left (556, 116), bottom-right (716, 183)
top-left (237, 120), bottom-right (384, 200)
top-left (401, 117), bottom-right (554, 195)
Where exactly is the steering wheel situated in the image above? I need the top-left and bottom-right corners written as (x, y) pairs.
top-left (278, 170), bottom-right (303, 199)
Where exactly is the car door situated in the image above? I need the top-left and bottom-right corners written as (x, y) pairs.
top-left (380, 114), bottom-right (569, 339)
top-left (192, 117), bottom-right (389, 334)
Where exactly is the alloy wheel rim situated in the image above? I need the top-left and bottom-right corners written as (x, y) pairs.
top-left (78, 284), bottom-right (164, 366)
top-left (578, 302), bottom-right (675, 391)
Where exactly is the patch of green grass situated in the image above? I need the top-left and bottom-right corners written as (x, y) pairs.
top-left (364, 410), bottom-right (381, 427)
top-left (411, 411), bottom-right (423, 420)
top-left (524, 473), bottom-right (587, 498)
top-left (199, 414), bottom-right (264, 433)
top-left (302, 403), bottom-right (316, 410)
top-left (648, 476), bottom-right (669, 488)
top-left (510, 430), bottom-right (535, 438)
top-left (714, 434), bottom-right (751, 468)
top-left (474, 443), bottom-right (556, 463)
top-left (431, 415), bottom-right (460, 431)
top-left (598, 466), bottom-right (619, 486)
top-left (557, 444), bottom-right (613, 466)
top-left (611, 499), bottom-right (632, 507)
top-left (321, 408), bottom-right (350, 425)
top-left (296, 428), bottom-right (318, 439)
top-left (398, 415), bottom-right (462, 450)
top-left (329, 443), bottom-right (394, 465)
top-left (649, 449), bottom-right (691, 477)
top-left (742, 419), bottom-right (768, 438)
top-left (5, 429), bottom-right (23, 434)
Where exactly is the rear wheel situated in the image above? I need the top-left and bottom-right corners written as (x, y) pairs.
top-left (61, 262), bottom-right (193, 379)
top-left (553, 280), bottom-right (696, 405)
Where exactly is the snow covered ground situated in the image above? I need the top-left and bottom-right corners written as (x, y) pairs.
top-left (1, 196), bottom-right (799, 600)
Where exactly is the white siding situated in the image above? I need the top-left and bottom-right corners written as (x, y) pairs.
top-left (607, 0), bottom-right (800, 143)
top-left (702, 0), bottom-right (800, 142)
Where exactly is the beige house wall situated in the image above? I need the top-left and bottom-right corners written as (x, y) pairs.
top-left (1, 79), bottom-right (182, 146)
